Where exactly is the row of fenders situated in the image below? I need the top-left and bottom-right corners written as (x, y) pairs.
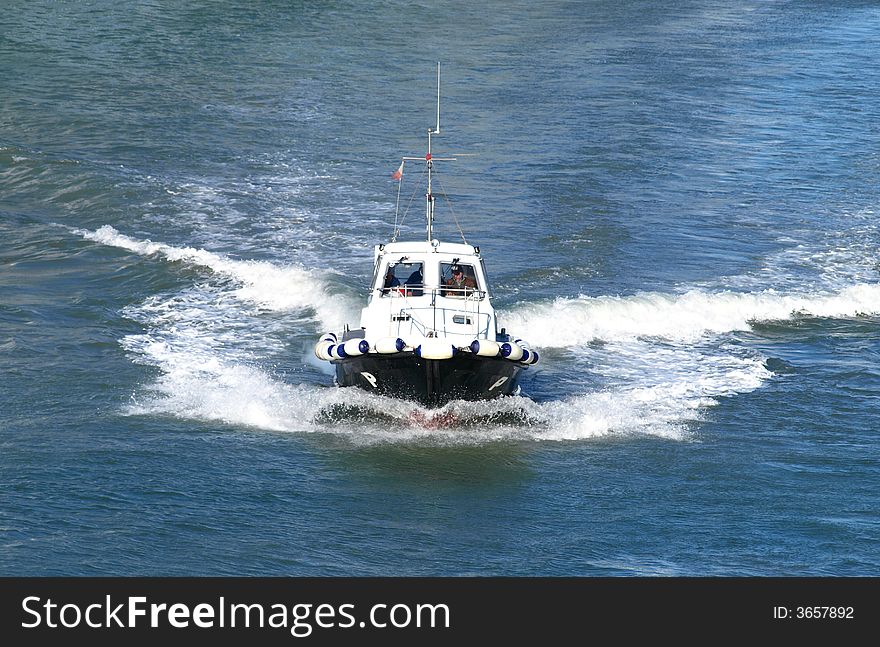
top-left (314, 333), bottom-right (539, 364)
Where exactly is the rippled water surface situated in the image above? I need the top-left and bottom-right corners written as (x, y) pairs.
top-left (2, 1), bottom-right (879, 575)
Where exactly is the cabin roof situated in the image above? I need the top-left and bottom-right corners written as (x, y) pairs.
top-left (378, 240), bottom-right (479, 257)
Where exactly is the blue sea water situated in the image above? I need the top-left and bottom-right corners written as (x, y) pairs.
top-left (2, 0), bottom-right (879, 575)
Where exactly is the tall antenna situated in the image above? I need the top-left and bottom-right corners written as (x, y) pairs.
top-left (425, 62), bottom-right (440, 241)
top-left (398, 63), bottom-right (455, 242)
top-left (434, 61), bottom-right (441, 135)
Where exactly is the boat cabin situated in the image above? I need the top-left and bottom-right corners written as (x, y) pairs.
top-left (359, 240), bottom-right (498, 345)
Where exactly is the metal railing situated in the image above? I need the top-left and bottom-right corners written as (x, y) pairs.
top-left (378, 285), bottom-right (485, 300)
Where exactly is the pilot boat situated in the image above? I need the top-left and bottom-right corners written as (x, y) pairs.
top-left (314, 65), bottom-right (538, 407)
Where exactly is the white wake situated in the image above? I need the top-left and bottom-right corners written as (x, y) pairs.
top-left (75, 224), bottom-right (358, 331)
top-left (75, 224), bottom-right (880, 444)
top-left (501, 284), bottom-right (880, 347)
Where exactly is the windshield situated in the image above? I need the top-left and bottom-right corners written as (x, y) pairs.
top-left (381, 261), bottom-right (424, 297)
top-left (440, 262), bottom-right (480, 298)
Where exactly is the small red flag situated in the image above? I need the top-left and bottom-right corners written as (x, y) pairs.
top-left (391, 161), bottom-right (403, 180)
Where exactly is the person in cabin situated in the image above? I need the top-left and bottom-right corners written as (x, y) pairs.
top-left (383, 267), bottom-right (401, 293)
top-left (443, 265), bottom-right (476, 296)
top-left (404, 266), bottom-right (423, 296)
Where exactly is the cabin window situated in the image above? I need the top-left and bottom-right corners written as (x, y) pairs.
top-left (440, 262), bottom-right (480, 298)
top-left (380, 261), bottom-right (423, 297)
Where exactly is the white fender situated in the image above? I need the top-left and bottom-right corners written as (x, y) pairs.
top-left (343, 339), bottom-right (370, 356)
top-left (315, 332), bottom-right (339, 360)
top-left (524, 349), bottom-right (540, 365)
top-left (416, 338), bottom-right (456, 360)
top-left (500, 341), bottom-right (524, 362)
top-left (329, 344), bottom-right (347, 359)
top-left (374, 337), bottom-right (405, 354)
top-left (470, 339), bottom-right (500, 357)
top-left (314, 341), bottom-right (333, 360)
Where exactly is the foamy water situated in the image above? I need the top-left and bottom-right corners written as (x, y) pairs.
top-left (69, 224), bottom-right (880, 445)
top-left (75, 224), bottom-right (358, 330)
top-left (501, 283), bottom-right (880, 347)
